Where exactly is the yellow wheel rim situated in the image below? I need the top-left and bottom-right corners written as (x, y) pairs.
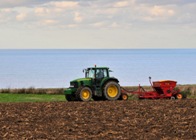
top-left (81, 89), bottom-right (90, 100)
top-left (107, 85), bottom-right (118, 98)
top-left (177, 94), bottom-right (182, 99)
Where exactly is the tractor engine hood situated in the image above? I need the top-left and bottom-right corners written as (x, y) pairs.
top-left (71, 78), bottom-right (92, 83)
top-left (70, 78), bottom-right (92, 87)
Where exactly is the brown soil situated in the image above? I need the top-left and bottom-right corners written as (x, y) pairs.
top-left (0, 100), bottom-right (196, 140)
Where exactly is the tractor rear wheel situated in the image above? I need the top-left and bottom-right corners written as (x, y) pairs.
top-left (103, 81), bottom-right (121, 101)
top-left (65, 94), bottom-right (76, 101)
top-left (76, 87), bottom-right (92, 102)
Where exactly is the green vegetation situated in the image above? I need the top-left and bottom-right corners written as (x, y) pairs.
top-left (0, 94), bottom-right (65, 103)
top-left (0, 87), bottom-right (64, 95)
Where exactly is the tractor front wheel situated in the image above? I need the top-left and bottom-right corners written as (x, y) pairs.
top-left (76, 87), bottom-right (92, 102)
top-left (104, 81), bottom-right (121, 101)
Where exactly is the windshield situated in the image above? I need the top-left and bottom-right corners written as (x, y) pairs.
top-left (86, 69), bottom-right (95, 78)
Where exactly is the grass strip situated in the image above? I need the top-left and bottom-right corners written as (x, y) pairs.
top-left (0, 93), bottom-right (65, 103)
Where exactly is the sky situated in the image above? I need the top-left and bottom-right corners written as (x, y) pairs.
top-left (0, 0), bottom-right (196, 49)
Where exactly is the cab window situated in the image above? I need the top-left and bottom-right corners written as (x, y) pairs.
top-left (96, 69), bottom-right (108, 78)
top-left (86, 69), bottom-right (95, 78)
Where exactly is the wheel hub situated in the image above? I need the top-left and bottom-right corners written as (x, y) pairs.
top-left (107, 85), bottom-right (118, 98)
top-left (82, 90), bottom-right (90, 99)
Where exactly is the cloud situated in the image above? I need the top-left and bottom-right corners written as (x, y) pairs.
top-left (16, 13), bottom-right (26, 21)
top-left (0, 0), bottom-right (38, 8)
top-left (0, 8), bottom-right (16, 23)
top-left (48, 1), bottom-right (79, 9)
top-left (74, 12), bottom-right (83, 22)
top-left (96, 8), bottom-right (118, 15)
top-left (41, 19), bottom-right (59, 25)
top-left (110, 22), bottom-right (120, 28)
top-left (34, 7), bottom-right (50, 16)
top-left (0, 0), bottom-right (26, 8)
top-left (0, 0), bottom-right (196, 29)
top-left (0, 0), bottom-right (66, 8)
top-left (91, 22), bottom-right (105, 28)
top-left (136, 0), bottom-right (196, 5)
top-left (138, 5), bottom-right (176, 22)
top-left (1, 8), bottom-right (12, 13)
top-left (67, 24), bottom-right (78, 28)
top-left (0, 0), bottom-right (196, 49)
top-left (113, 1), bottom-right (130, 8)
top-left (150, 6), bottom-right (174, 17)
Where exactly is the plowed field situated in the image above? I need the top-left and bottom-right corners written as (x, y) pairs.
top-left (0, 100), bottom-right (196, 139)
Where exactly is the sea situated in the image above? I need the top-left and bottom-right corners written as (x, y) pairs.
top-left (0, 49), bottom-right (195, 88)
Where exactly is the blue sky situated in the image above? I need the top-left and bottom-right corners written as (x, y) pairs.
top-left (0, 0), bottom-right (196, 49)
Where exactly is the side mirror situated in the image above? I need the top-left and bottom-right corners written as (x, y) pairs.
top-left (83, 69), bottom-right (86, 73)
top-left (109, 70), bottom-right (113, 72)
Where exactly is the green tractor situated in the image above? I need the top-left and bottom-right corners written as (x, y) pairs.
top-left (65, 66), bottom-right (121, 101)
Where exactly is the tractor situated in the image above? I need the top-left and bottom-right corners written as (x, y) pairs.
top-left (65, 66), bottom-right (121, 101)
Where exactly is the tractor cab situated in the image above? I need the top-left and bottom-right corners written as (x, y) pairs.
top-left (85, 67), bottom-right (110, 87)
top-left (85, 67), bottom-right (109, 79)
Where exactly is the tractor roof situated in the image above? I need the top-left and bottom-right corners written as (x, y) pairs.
top-left (87, 67), bottom-right (109, 69)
